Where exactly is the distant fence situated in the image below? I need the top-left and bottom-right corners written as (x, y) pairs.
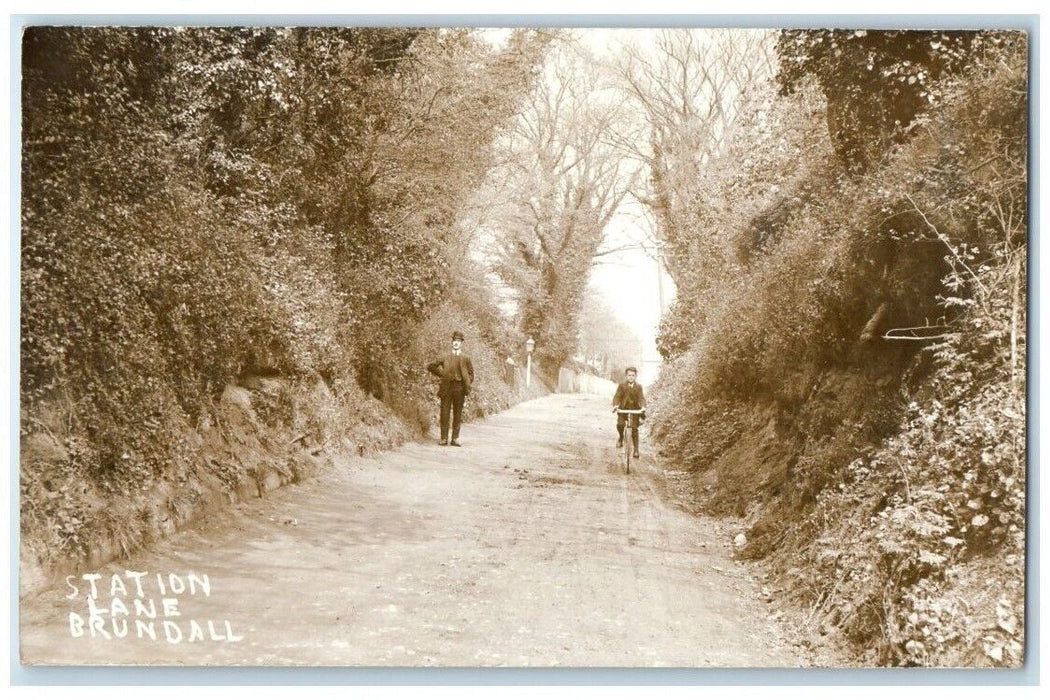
top-left (557, 367), bottom-right (616, 396)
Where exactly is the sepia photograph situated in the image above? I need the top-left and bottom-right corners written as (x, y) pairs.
top-left (15, 18), bottom-right (1029, 671)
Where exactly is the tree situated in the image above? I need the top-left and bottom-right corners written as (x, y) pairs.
top-left (775, 29), bottom-right (1012, 170)
top-left (613, 29), bottom-right (777, 290)
top-left (487, 41), bottom-right (635, 378)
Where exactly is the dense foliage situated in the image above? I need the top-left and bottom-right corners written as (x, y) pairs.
top-left (647, 30), bottom-right (1026, 666)
top-left (776, 29), bottom-right (994, 170)
top-left (21, 27), bottom-right (552, 573)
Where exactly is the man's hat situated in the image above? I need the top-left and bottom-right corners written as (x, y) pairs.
top-left (452, 330), bottom-right (465, 341)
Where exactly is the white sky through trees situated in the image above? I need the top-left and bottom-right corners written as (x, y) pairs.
top-left (476, 27), bottom-right (776, 385)
top-left (475, 29), bottom-right (673, 383)
top-left (588, 195), bottom-right (674, 386)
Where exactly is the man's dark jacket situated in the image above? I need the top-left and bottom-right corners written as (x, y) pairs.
top-left (427, 353), bottom-right (475, 398)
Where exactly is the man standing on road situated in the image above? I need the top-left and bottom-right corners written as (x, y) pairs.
top-left (613, 366), bottom-right (645, 459)
top-left (427, 330), bottom-right (476, 447)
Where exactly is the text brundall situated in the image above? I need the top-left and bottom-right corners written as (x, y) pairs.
top-left (65, 571), bottom-right (243, 643)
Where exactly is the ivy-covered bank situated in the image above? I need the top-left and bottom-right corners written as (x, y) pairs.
top-left (20, 28), bottom-right (552, 590)
top-left (647, 31), bottom-right (1026, 666)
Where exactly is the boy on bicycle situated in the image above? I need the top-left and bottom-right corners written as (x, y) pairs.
top-left (612, 366), bottom-right (645, 459)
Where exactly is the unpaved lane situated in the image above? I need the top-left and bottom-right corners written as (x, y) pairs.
top-left (20, 393), bottom-right (803, 667)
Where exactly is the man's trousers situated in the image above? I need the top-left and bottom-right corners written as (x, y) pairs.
top-left (440, 381), bottom-right (467, 441)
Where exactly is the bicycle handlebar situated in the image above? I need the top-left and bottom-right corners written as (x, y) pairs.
top-left (614, 408), bottom-right (645, 414)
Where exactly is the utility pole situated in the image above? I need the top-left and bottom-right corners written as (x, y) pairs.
top-left (525, 337), bottom-right (535, 388)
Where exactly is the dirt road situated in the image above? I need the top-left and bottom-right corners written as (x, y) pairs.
top-left (20, 393), bottom-right (806, 667)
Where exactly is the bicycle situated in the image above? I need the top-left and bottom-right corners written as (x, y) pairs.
top-left (614, 408), bottom-right (645, 474)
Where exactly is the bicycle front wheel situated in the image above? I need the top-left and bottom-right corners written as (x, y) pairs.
top-left (624, 417), bottom-right (633, 474)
